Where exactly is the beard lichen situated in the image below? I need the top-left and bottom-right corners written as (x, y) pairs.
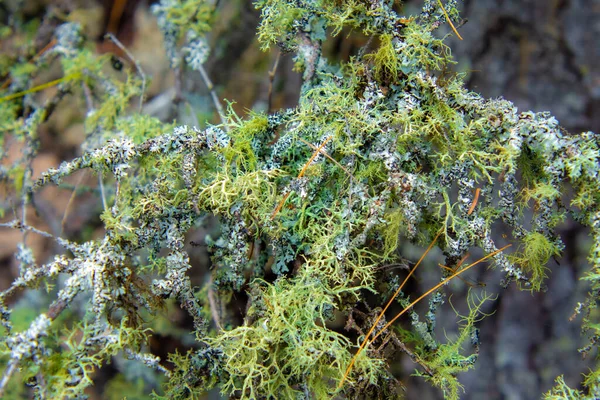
top-left (0, 0), bottom-right (599, 399)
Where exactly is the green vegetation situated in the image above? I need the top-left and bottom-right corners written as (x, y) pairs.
top-left (0, 0), bottom-right (599, 399)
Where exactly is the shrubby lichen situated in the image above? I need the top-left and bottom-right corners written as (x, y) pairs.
top-left (0, 0), bottom-right (599, 399)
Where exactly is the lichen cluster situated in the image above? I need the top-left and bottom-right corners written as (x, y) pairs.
top-left (0, 1), bottom-right (599, 399)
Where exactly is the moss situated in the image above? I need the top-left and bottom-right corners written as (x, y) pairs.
top-left (380, 208), bottom-right (407, 258)
top-left (366, 33), bottom-right (401, 85)
top-left (221, 110), bottom-right (269, 172)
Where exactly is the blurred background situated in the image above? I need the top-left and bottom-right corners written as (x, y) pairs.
top-left (0, 0), bottom-right (599, 398)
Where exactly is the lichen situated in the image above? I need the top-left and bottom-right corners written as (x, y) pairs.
top-left (0, 1), bottom-right (599, 399)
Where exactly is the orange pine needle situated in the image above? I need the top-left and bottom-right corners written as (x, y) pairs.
top-left (467, 188), bottom-right (481, 215)
top-left (297, 136), bottom-right (332, 178)
top-left (270, 136), bottom-right (332, 220)
top-left (370, 244), bottom-right (510, 343)
top-left (270, 192), bottom-right (291, 220)
top-left (439, 251), bottom-right (471, 282)
top-left (456, 252), bottom-right (470, 268)
top-left (338, 242), bottom-right (511, 389)
top-left (297, 137), bottom-right (352, 180)
top-left (338, 230), bottom-right (443, 389)
top-left (33, 38), bottom-right (57, 62)
top-left (437, 0), bottom-right (463, 40)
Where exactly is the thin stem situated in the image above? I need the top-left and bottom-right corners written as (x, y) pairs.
top-left (197, 64), bottom-right (228, 130)
top-left (437, 0), bottom-right (464, 40)
top-left (105, 33), bottom-right (147, 112)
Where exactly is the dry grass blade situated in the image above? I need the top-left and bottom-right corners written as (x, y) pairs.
top-left (437, 0), bottom-right (464, 40)
top-left (338, 230), bottom-right (442, 389)
top-left (338, 242), bottom-right (511, 389)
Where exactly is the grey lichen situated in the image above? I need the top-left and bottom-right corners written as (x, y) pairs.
top-left (0, 1), bottom-right (599, 399)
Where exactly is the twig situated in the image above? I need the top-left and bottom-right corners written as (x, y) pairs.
top-left (105, 33), bottom-right (146, 112)
top-left (267, 51), bottom-right (281, 114)
top-left (197, 64), bottom-right (228, 130)
top-left (0, 361), bottom-right (18, 397)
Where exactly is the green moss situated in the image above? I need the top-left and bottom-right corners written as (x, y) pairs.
top-left (380, 208), bottom-right (406, 258)
top-left (116, 114), bottom-right (174, 145)
top-left (221, 110), bottom-right (268, 171)
top-left (196, 169), bottom-right (279, 220)
top-left (355, 160), bottom-right (388, 187)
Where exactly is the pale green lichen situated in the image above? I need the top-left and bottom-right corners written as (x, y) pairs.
top-left (0, 0), bottom-right (599, 399)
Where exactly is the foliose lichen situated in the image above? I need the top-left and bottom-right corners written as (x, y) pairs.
top-left (0, 1), bottom-right (599, 399)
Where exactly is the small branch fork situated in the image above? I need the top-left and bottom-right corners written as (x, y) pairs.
top-left (197, 63), bottom-right (228, 129)
top-left (105, 33), bottom-right (146, 112)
